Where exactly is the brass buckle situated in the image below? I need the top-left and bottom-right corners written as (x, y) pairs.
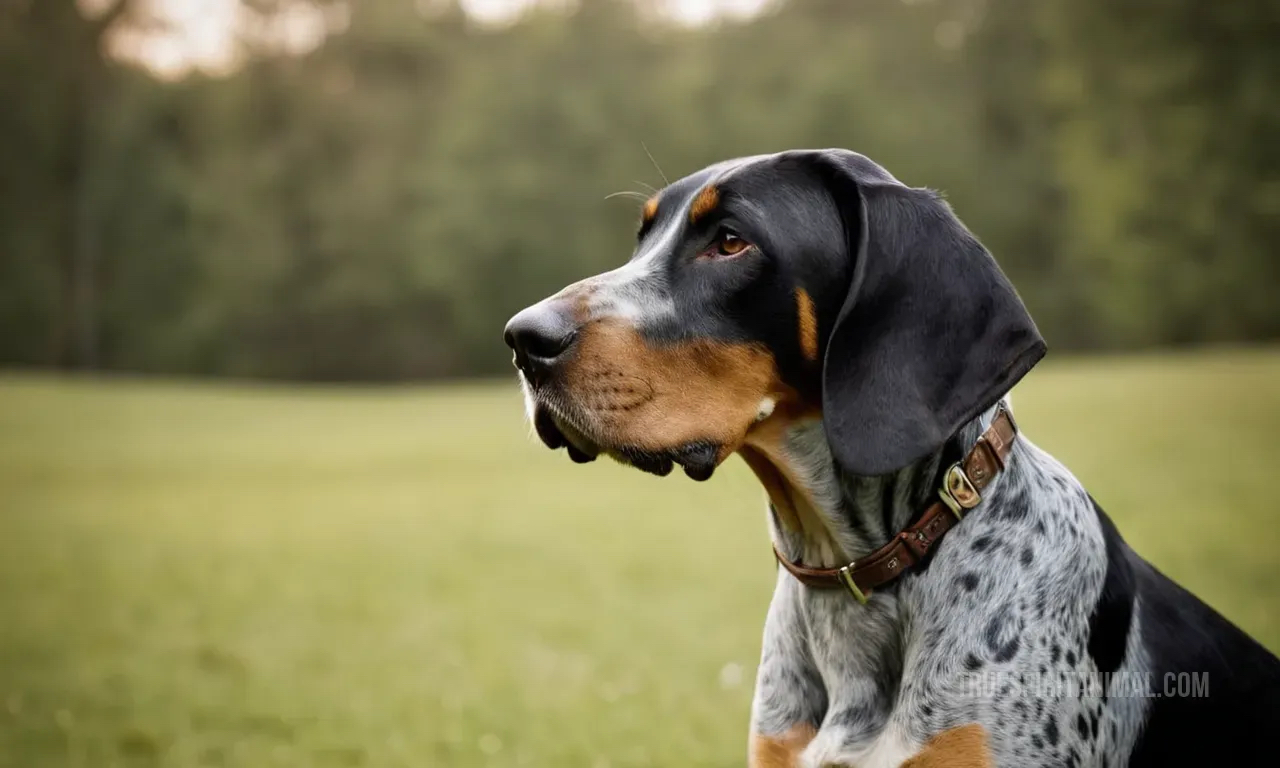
top-left (940, 463), bottom-right (982, 520)
top-left (838, 564), bottom-right (869, 605)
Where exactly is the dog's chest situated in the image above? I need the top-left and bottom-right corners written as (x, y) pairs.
top-left (784, 458), bottom-right (1143, 767)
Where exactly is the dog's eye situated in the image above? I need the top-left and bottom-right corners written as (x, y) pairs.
top-left (707, 228), bottom-right (750, 258)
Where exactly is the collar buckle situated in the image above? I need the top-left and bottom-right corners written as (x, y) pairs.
top-left (838, 564), bottom-right (869, 605)
top-left (940, 463), bottom-right (981, 519)
top-left (772, 406), bottom-right (1019, 606)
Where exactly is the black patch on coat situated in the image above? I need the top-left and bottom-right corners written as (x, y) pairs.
top-left (998, 485), bottom-right (1031, 521)
top-left (1044, 716), bottom-right (1059, 746)
top-left (984, 604), bottom-right (1021, 663)
top-left (1092, 505), bottom-right (1280, 765)
top-left (1085, 499), bottom-right (1135, 695)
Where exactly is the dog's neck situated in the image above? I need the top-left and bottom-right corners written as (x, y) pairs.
top-left (741, 406), bottom-right (994, 569)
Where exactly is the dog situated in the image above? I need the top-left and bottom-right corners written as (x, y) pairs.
top-left (502, 150), bottom-right (1280, 767)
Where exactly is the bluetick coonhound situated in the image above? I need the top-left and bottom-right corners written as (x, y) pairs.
top-left (503, 150), bottom-right (1280, 767)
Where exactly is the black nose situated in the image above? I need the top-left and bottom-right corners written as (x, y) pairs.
top-left (503, 302), bottom-right (578, 384)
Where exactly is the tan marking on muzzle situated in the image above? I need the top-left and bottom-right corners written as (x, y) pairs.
top-left (689, 185), bottom-right (719, 223)
top-left (560, 319), bottom-right (783, 457)
top-left (749, 723), bottom-right (816, 768)
top-left (795, 287), bottom-right (819, 363)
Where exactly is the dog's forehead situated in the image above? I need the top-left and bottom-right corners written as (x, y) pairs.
top-left (648, 163), bottom-right (725, 217)
top-left (665, 154), bottom-right (845, 231)
top-left (649, 154), bottom-right (776, 214)
top-left (625, 153), bottom-right (850, 289)
top-left (654, 149), bottom-right (901, 210)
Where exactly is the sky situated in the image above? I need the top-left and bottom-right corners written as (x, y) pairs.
top-left (98, 0), bottom-right (772, 79)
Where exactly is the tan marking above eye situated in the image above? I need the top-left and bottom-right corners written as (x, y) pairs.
top-left (796, 288), bottom-right (819, 362)
top-left (642, 196), bottom-right (659, 223)
top-left (689, 185), bottom-right (719, 223)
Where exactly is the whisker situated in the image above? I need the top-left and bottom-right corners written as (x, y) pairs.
top-left (604, 190), bottom-right (650, 202)
top-left (642, 141), bottom-right (670, 186)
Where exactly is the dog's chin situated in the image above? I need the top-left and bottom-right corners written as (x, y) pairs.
top-left (529, 402), bottom-right (722, 481)
top-left (531, 404), bottom-right (600, 464)
top-left (608, 442), bottom-right (721, 481)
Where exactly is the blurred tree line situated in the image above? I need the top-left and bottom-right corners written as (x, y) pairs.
top-left (1, 0), bottom-right (1277, 380)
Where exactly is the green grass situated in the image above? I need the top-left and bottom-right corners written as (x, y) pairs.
top-left (1, 349), bottom-right (1278, 767)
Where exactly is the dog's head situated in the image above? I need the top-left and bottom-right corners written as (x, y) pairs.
top-left (504, 150), bottom-right (1044, 481)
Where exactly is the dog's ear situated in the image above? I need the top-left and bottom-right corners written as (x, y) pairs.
top-left (809, 150), bottom-right (1045, 476)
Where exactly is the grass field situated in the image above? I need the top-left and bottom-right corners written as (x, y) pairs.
top-left (2, 349), bottom-right (1279, 768)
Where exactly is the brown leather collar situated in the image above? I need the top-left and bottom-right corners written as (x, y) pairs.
top-left (773, 405), bottom-right (1019, 604)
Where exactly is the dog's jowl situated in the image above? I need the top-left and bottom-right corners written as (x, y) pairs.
top-left (504, 150), bottom-right (1280, 768)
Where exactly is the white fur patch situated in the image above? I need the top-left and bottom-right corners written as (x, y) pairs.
top-left (755, 397), bottom-right (777, 422)
top-left (581, 212), bottom-right (681, 325)
top-left (802, 721), bottom-right (918, 768)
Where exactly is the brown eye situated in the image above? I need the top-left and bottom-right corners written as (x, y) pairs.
top-left (711, 229), bottom-right (750, 257)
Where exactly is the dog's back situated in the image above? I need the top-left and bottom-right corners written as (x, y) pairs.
top-left (1117, 525), bottom-right (1280, 763)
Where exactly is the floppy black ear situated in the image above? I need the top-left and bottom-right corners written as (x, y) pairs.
top-left (812, 150), bottom-right (1046, 476)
